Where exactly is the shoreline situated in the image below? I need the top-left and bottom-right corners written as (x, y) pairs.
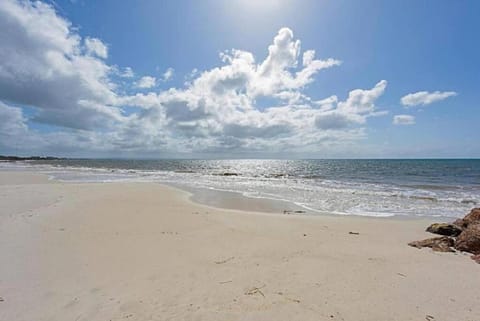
top-left (1, 158), bottom-right (478, 220)
top-left (0, 164), bottom-right (460, 220)
top-left (1, 170), bottom-right (479, 321)
top-left (0, 170), bottom-right (440, 222)
top-left (172, 183), bottom-right (443, 223)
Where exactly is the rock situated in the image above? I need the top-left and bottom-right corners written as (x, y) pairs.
top-left (221, 172), bottom-right (238, 176)
top-left (454, 223), bottom-right (480, 254)
top-left (408, 236), bottom-right (455, 252)
top-left (472, 254), bottom-right (480, 264)
top-left (453, 208), bottom-right (480, 229)
top-left (426, 223), bottom-right (462, 237)
top-left (213, 172), bottom-right (239, 176)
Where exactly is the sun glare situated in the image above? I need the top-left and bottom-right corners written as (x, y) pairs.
top-left (236, 0), bottom-right (287, 10)
top-left (226, 0), bottom-right (293, 15)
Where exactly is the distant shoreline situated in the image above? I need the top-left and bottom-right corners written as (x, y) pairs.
top-left (1, 155), bottom-right (480, 161)
top-left (0, 155), bottom-right (65, 161)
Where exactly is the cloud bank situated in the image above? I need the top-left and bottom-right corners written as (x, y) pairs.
top-left (0, 0), bottom-right (390, 157)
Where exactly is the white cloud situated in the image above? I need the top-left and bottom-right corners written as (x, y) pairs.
top-left (315, 80), bottom-right (388, 130)
top-left (162, 68), bottom-right (174, 81)
top-left (136, 76), bottom-right (156, 89)
top-left (401, 91), bottom-right (457, 107)
top-left (0, 0), bottom-right (122, 130)
top-left (84, 37), bottom-right (108, 59)
top-left (393, 114), bottom-right (415, 125)
top-left (117, 27), bottom-right (348, 152)
top-left (120, 67), bottom-right (134, 78)
top-left (338, 80), bottom-right (387, 114)
top-left (302, 50), bottom-right (315, 66)
top-left (201, 28), bottom-right (341, 101)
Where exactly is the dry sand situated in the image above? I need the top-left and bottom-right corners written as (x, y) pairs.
top-left (0, 171), bottom-right (479, 321)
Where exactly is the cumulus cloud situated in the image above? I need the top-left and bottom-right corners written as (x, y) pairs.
top-left (401, 91), bottom-right (457, 107)
top-left (0, 0), bottom-right (389, 156)
top-left (0, 0), bottom-right (122, 130)
top-left (117, 27), bottom-right (354, 153)
top-left (136, 76), bottom-right (156, 89)
top-left (84, 37), bottom-right (108, 59)
top-left (315, 80), bottom-right (387, 130)
top-left (393, 114), bottom-right (415, 125)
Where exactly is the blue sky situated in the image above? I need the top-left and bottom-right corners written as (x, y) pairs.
top-left (0, 0), bottom-right (479, 158)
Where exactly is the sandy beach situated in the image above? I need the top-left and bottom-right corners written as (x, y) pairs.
top-left (0, 171), bottom-right (479, 321)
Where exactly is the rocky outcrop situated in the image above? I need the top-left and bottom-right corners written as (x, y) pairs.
top-left (409, 208), bottom-right (480, 264)
top-left (426, 223), bottom-right (462, 237)
top-left (408, 236), bottom-right (455, 252)
top-left (454, 223), bottom-right (480, 254)
top-left (453, 208), bottom-right (480, 229)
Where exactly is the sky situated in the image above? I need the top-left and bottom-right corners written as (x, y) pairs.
top-left (0, 0), bottom-right (479, 158)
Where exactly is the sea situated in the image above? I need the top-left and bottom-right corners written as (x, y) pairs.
top-left (1, 159), bottom-right (479, 219)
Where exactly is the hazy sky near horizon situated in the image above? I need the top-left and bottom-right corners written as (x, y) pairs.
top-left (0, 0), bottom-right (479, 158)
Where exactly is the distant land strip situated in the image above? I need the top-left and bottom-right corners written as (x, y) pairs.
top-left (0, 155), bottom-right (65, 161)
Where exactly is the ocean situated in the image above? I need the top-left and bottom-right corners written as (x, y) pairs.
top-left (2, 159), bottom-right (479, 219)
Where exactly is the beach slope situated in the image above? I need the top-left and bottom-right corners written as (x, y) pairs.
top-left (0, 171), bottom-right (479, 321)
